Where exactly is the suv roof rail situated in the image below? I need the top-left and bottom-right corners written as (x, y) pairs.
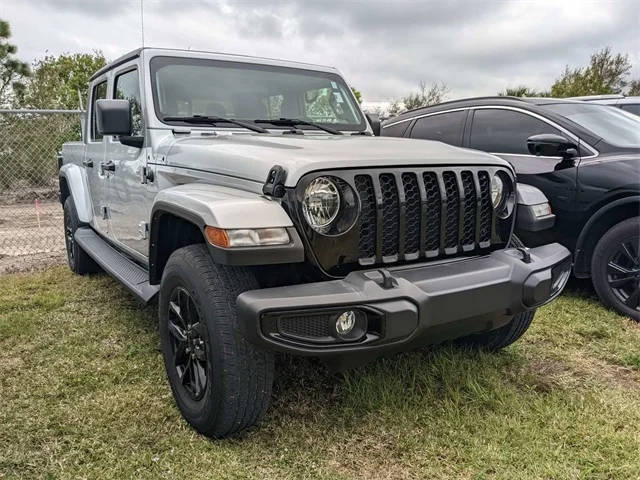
top-left (568, 94), bottom-right (625, 101)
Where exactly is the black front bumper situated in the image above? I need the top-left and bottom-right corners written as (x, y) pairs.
top-left (237, 243), bottom-right (571, 361)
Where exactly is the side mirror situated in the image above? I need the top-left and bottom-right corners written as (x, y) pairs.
top-left (527, 133), bottom-right (578, 159)
top-left (365, 112), bottom-right (381, 136)
top-left (96, 99), bottom-right (132, 136)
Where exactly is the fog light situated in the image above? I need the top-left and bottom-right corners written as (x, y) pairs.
top-left (335, 311), bottom-right (356, 335)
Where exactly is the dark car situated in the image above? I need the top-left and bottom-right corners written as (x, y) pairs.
top-left (382, 97), bottom-right (640, 320)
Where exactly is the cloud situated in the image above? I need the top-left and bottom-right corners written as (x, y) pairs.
top-left (4, 0), bottom-right (640, 102)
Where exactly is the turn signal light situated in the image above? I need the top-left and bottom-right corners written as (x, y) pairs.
top-left (205, 226), bottom-right (290, 248)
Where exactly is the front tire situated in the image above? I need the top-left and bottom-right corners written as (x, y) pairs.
top-left (591, 217), bottom-right (640, 321)
top-left (159, 244), bottom-right (275, 438)
top-left (63, 196), bottom-right (99, 275)
top-left (459, 234), bottom-right (536, 350)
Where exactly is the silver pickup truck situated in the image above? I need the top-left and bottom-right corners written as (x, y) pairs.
top-left (59, 48), bottom-right (570, 438)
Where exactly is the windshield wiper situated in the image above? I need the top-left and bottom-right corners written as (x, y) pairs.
top-left (254, 118), bottom-right (343, 135)
top-left (162, 115), bottom-right (269, 134)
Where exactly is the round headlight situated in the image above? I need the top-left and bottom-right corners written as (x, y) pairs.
top-left (302, 177), bottom-right (340, 233)
top-left (491, 174), bottom-right (505, 208)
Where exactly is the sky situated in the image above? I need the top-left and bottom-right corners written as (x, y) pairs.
top-left (4, 0), bottom-right (640, 108)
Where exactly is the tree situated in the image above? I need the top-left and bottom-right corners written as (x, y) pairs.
top-left (499, 86), bottom-right (548, 97)
top-left (0, 19), bottom-right (30, 107)
top-left (350, 86), bottom-right (362, 104)
top-left (628, 79), bottom-right (640, 96)
top-left (20, 51), bottom-right (107, 109)
top-left (550, 47), bottom-right (632, 97)
top-left (388, 81), bottom-right (448, 116)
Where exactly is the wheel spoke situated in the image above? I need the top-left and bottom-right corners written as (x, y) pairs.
top-left (609, 276), bottom-right (635, 288)
top-left (193, 361), bottom-right (206, 397)
top-left (621, 242), bottom-right (640, 266)
top-left (168, 318), bottom-right (187, 342)
top-left (608, 261), bottom-right (634, 276)
top-left (624, 287), bottom-right (640, 309)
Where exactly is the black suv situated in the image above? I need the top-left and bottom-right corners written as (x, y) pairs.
top-left (382, 97), bottom-right (640, 320)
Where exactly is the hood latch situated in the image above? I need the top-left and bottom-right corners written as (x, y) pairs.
top-left (262, 165), bottom-right (287, 198)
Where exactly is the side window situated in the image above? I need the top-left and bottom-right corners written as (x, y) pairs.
top-left (620, 104), bottom-right (640, 116)
top-left (409, 111), bottom-right (466, 146)
top-left (469, 109), bottom-right (562, 155)
top-left (91, 81), bottom-right (108, 141)
top-left (114, 69), bottom-right (144, 136)
top-left (382, 120), bottom-right (410, 137)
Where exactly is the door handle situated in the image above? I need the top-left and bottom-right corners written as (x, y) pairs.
top-left (101, 160), bottom-right (116, 172)
top-left (82, 159), bottom-right (93, 168)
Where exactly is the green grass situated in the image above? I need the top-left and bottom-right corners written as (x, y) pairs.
top-left (0, 267), bottom-right (638, 479)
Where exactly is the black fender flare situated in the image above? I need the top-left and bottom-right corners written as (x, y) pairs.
top-left (573, 195), bottom-right (640, 277)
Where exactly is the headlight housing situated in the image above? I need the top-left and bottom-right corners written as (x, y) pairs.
top-left (491, 174), bottom-right (505, 208)
top-left (302, 177), bottom-right (341, 233)
top-left (491, 171), bottom-right (515, 219)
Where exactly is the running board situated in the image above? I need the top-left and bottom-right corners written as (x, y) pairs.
top-left (74, 228), bottom-right (158, 303)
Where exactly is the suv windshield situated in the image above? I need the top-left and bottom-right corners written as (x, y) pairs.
top-left (544, 102), bottom-right (640, 148)
top-left (150, 56), bottom-right (365, 131)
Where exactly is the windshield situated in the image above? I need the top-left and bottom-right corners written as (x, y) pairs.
top-left (150, 56), bottom-right (365, 131)
top-left (544, 103), bottom-right (640, 148)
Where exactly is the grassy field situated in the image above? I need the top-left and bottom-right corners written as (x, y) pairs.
top-left (0, 267), bottom-right (639, 479)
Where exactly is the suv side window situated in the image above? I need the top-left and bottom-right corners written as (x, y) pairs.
top-left (91, 80), bottom-right (108, 141)
top-left (470, 109), bottom-right (562, 154)
top-left (409, 110), bottom-right (466, 146)
top-left (114, 69), bottom-right (144, 136)
top-left (620, 104), bottom-right (640, 116)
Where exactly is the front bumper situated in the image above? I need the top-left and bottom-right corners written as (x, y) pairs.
top-left (237, 243), bottom-right (571, 361)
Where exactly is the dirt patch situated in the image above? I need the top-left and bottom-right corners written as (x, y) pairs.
top-left (0, 199), bottom-right (65, 271)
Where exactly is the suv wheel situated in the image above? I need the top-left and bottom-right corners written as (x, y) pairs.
top-left (159, 244), bottom-right (275, 438)
top-left (591, 217), bottom-right (640, 321)
top-left (63, 197), bottom-right (100, 274)
top-left (459, 235), bottom-right (536, 350)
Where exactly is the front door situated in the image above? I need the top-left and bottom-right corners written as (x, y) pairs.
top-left (85, 79), bottom-right (110, 236)
top-left (106, 65), bottom-right (155, 257)
top-left (467, 107), bottom-right (580, 247)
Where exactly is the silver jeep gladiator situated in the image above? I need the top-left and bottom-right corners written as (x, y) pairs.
top-left (59, 48), bottom-right (571, 438)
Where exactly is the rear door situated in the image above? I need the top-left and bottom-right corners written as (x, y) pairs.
top-left (406, 109), bottom-right (468, 146)
top-left (106, 63), bottom-right (155, 258)
top-left (85, 79), bottom-right (110, 236)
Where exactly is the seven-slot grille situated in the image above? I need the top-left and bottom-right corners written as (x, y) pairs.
top-left (354, 168), bottom-right (495, 264)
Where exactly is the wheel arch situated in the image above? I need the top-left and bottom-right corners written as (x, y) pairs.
top-left (574, 195), bottom-right (640, 277)
top-left (59, 164), bottom-right (92, 224)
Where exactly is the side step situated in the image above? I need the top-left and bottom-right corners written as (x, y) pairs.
top-left (74, 228), bottom-right (159, 303)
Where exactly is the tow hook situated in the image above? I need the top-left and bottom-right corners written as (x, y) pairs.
top-left (516, 246), bottom-right (532, 263)
top-left (378, 269), bottom-right (398, 289)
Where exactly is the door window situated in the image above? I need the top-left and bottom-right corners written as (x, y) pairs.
top-left (91, 81), bottom-right (108, 141)
top-left (470, 109), bottom-right (562, 154)
top-left (409, 110), bottom-right (466, 146)
top-left (114, 69), bottom-right (144, 136)
top-left (620, 104), bottom-right (640, 116)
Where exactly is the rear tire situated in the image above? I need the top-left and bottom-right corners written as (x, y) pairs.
top-left (459, 234), bottom-right (536, 350)
top-left (159, 244), bottom-right (275, 438)
top-left (63, 197), bottom-right (100, 275)
top-left (591, 217), bottom-right (640, 321)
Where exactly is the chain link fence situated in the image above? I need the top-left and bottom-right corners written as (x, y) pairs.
top-left (0, 109), bottom-right (84, 271)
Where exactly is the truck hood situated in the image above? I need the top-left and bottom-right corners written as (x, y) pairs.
top-left (160, 133), bottom-right (510, 187)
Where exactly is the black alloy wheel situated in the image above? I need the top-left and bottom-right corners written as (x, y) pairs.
top-left (167, 286), bottom-right (209, 400)
top-left (606, 238), bottom-right (640, 313)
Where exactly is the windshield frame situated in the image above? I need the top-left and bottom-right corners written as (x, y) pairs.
top-left (543, 102), bottom-right (640, 149)
top-left (149, 55), bottom-right (367, 132)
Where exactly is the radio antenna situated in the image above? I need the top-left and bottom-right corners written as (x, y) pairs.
top-left (140, 0), bottom-right (145, 47)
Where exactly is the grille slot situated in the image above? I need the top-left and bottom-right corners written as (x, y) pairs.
top-left (352, 168), bottom-right (495, 265)
top-left (355, 175), bottom-right (376, 258)
top-left (278, 315), bottom-right (331, 340)
top-left (379, 173), bottom-right (400, 258)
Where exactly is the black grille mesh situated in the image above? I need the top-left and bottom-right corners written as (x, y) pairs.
top-left (355, 175), bottom-right (376, 258)
top-left (278, 314), bottom-right (330, 339)
top-left (354, 169), bottom-right (494, 263)
top-left (402, 173), bottom-right (421, 255)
